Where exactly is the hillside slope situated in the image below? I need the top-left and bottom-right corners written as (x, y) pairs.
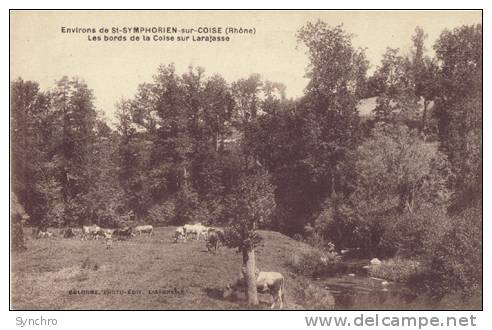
top-left (11, 227), bottom-right (334, 310)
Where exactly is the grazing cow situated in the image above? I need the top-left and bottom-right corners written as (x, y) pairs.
top-left (72, 228), bottom-right (83, 238)
top-left (63, 228), bottom-right (76, 238)
top-left (223, 270), bottom-right (285, 309)
top-left (200, 228), bottom-right (209, 241)
top-left (206, 231), bottom-right (219, 252)
top-left (195, 225), bottom-right (209, 240)
top-left (206, 228), bottom-right (224, 252)
top-left (174, 226), bottom-right (186, 243)
top-left (82, 225), bottom-right (101, 240)
top-left (101, 228), bottom-right (114, 238)
top-left (134, 225), bottom-right (153, 238)
top-left (183, 223), bottom-right (209, 240)
top-left (37, 230), bottom-right (53, 238)
top-left (113, 227), bottom-right (133, 240)
top-left (183, 223), bottom-right (198, 239)
top-left (32, 227), bottom-right (50, 239)
top-left (215, 228), bottom-right (225, 242)
top-left (94, 229), bottom-right (107, 240)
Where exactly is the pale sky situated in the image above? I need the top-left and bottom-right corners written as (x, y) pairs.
top-left (10, 10), bottom-right (481, 124)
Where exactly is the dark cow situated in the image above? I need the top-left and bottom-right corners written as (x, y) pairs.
top-left (113, 227), bottom-right (133, 240)
top-left (223, 270), bottom-right (285, 309)
top-left (63, 228), bottom-right (76, 238)
top-left (206, 228), bottom-right (225, 252)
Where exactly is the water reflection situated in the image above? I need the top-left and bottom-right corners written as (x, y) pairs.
top-left (320, 275), bottom-right (418, 310)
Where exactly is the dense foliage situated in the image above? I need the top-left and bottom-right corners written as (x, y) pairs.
top-left (11, 22), bottom-right (482, 300)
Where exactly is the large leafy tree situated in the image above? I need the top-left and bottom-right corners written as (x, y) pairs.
top-left (223, 173), bottom-right (276, 306)
top-left (293, 22), bottom-right (368, 231)
top-left (372, 48), bottom-right (420, 123)
top-left (50, 77), bottom-right (98, 226)
top-left (12, 77), bottom-right (116, 229)
top-left (116, 98), bottom-right (153, 221)
top-left (11, 79), bottom-right (52, 229)
top-left (116, 64), bottom-right (240, 224)
top-left (189, 72), bottom-right (234, 202)
top-left (347, 123), bottom-right (450, 255)
top-left (231, 74), bottom-right (263, 171)
top-left (150, 64), bottom-right (192, 193)
top-left (86, 119), bottom-right (124, 227)
top-left (298, 22), bottom-right (368, 196)
top-left (249, 99), bottom-right (314, 233)
top-left (353, 124), bottom-right (450, 214)
top-left (410, 27), bottom-right (440, 132)
top-left (433, 24), bottom-right (482, 209)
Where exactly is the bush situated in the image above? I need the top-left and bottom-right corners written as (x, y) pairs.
top-left (287, 249), bottom-right (341, 277)
top-left (368, 257), bottom-right (422, 282)
top-left (421, 206), bottom-right (482, 298)
top-left (305, 232), bottom-right (333, 251)
top-left (295, 280), bottom-right (335, 309)
top-left (378, 206), bottom-right (451, 258)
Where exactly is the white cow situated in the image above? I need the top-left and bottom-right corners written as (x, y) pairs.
top-left (174, 226), bottom-right (186, 243)
top-left (199, 226), bottom-right (211, 241)
top-left (134, 225), bottom-right (153, 238)
top-left (82, 225), bottom-right (101, 240)
top-left (101, 228), bottom-right (114, 239)
top-left (183, 223), bottom-right (209, 240)
top-left (223, 270), bottom-right (285, 309)
top-left (37, 230), bottom-right (54, 238)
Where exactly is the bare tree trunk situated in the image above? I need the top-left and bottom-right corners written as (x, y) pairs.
top-left (242, 248), bottom-right (258, 306)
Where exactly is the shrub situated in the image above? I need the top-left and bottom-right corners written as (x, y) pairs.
top-left (421, 206), bottom-right (482, 298)
top-left (304, 232), bottom-right (333, 251)
top-left (287, 249), bottom-right (341, 277)
top-left (367, 257), bottom-right (422, 282)
top-left (295, 280), bottom-right (335, 309)
top-left (378, 206), bottom-right (451, 258)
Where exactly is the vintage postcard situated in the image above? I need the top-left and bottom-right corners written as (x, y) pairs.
top-left (10, 10), bottom-right (482, 311)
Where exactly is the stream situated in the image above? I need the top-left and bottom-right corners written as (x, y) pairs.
top-left (316, 259), bottom-right (419, 309)
top-left (319, 274), bottom-right (418, 309)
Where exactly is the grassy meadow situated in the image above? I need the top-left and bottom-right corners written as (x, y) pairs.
top-left (11, 227), bottom-right (323, 310)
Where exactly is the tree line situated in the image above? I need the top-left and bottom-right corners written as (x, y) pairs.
top-left (12, 22), bottom-right (482, 300)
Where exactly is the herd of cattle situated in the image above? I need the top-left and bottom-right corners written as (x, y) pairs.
top-left (32, 223), bottom-right (286, 308)
top-left (33, 223), bottom-right (226, 252)
top-left (34, 224), bottom-right (153, 241)
top-left (174, 223), bottom-right (225, 252)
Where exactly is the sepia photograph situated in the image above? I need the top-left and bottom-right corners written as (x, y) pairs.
top-left (10, 10), bottom-right (482, 311)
